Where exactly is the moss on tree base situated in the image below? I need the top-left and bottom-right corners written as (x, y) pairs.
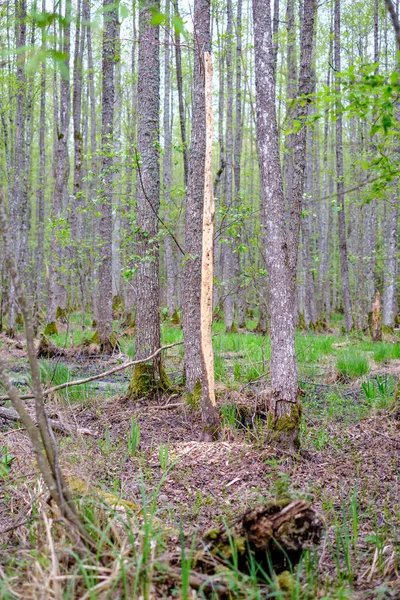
top-left (170, 309), bottom-right (181, 325)
top-left (126, 362), bottom-right (171, 401)
top-left (184, 380), bottom-right (202, 410)
top-left (44, 321), bottom-right (58, 335)
top-left (267, 402), bottom-right (302, 450)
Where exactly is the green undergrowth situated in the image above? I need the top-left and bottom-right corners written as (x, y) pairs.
top-left (336, 350), bottom-right (370, 379)
top-left (38, 361), bottom-right (94, 402)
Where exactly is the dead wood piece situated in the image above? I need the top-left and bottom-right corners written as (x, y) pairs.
top-left (36, 334), bottom-right (65, 359)
top-left (0, 406), bottom-right (95, 436)
top-left (202, 499), bottom-right (323, 575)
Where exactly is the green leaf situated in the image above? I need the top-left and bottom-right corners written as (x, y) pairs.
top-left (172, 15), bottom-right (184, 34)
top-left (150, 9), bottom-right (166, 26)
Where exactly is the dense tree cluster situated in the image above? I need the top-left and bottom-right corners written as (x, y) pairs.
top-left (0, 0), bottom-right (399, 441)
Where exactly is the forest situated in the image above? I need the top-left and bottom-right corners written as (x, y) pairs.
top-left (1, 0), bottom-right (400, 597)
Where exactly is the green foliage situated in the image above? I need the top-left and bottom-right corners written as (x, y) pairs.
top-left (336, 351), bottom-right (369, 379)
top-left (127, 417), bottom-right (140, 456)
top-left (39, 361), bottom-right (94, 402)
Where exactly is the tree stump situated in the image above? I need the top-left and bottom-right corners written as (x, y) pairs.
top-left (201, 499), bottom-right (323, 576)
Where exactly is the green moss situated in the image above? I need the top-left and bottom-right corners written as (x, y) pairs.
top-left (15, 313), bottom-right (23, 327)
top-left (90, 330), bottom-right (100, 344)
top-left (112, 294), bottom-right (124, 315)
top-left (126, 362), bottom-right (172, 401)
top-left (56, 306), bottom-right (69, 320)
top-left (184, 380), bottom-right (202, 410)
top-left (44, 321), bottom-right (58, 335)
top-left (391, 382), bottom-right (400, 420)
top-left (171, 309), bottom-right (181, 325)
top-left (297, 313), bottom-right (306, 330)
top-left (267, 402), bottom-right (302, 450)
top-left (382, 324), bottom-right (395, 334)
top-left (276, 570), bottom-right (294, 593)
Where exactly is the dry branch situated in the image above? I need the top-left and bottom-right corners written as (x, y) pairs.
top-left (0, 341), bottom-right (183, 403)
top-left (0, 406), bottom-right (95, 436)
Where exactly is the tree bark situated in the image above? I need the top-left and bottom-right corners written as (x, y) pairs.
top-left (163, 0), bottom-right (177, 318)
top-left (334, 0), bottom-right (353, 332)
top-left (97, 0), bottom-right (118, 352)
top-left (382, 194), bottom-right (399, 327)
top-left (47, 0), bottom-right (71, 327)
top-left (183, 0), bottom-right (212, 395)
top-left (128, 0), bottom-right (165, 399)
top-left (253, 0), bottom-right (300, 449)
top-left (287, 0), bottom-right (316, 316)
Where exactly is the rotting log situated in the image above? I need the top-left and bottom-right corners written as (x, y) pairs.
top-left (201, 499), bottom-right (323, 575)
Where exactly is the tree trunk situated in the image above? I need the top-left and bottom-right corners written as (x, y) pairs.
top-left (183, 0), bottom-right (212, 395)
top-left (253, 0), bottom-right (300, 449)
top-left (382, 194), bottom-right (399, 327)
top-left (9, 0), bottom-right (28, 332)
top-left (173, 0), bottom-right (189, 189)
top-left (47, 0), bottom-right (71, 328)
top-left (163, 0), bottom-right (177, 318)
top-left (334, 0), bottom-right (353, 332)
top-left (97, 0), bottom-right (117, 352)
top-left (222, 0), bottom-right (235, 333)
top-left (127, 0), bottom-right (166, 399)
top-left (200, 52), bottom-right (220, 441)
top-left (36, 0), bottom-right (46, 306)
top-left (287, 0), bottom-right (316, 316)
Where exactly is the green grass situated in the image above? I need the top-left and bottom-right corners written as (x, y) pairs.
top-left (336, 350), bottom-right (370, 379)
top-left (39, 361), bottom-right (94, 402)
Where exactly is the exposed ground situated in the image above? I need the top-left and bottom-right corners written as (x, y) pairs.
top-left (1, 318), bottom-right (400, 599)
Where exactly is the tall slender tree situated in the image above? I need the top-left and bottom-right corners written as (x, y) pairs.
top-left (253, 0), bottom-right (300, 448)
top-left (127, 0), bottom-right (166, 398)
top-left (182, 0), bottom-right (213, 396)
top-left (334, 0), bottom-right (353, 332)
top-left (97, 0), bottom-right (118, 352)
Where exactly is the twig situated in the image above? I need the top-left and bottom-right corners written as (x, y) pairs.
top-left (0, 341), bottom-right (183, 402)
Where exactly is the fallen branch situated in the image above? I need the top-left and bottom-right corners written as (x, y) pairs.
top-left (0, 406), bottom-right (95, 436)
top-left (0, 341), bottom-right (183, 403)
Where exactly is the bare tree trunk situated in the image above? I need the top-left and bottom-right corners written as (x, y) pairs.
top-left (163, 0), bottom-right (176, 318)
top-left (9, 0), bottom-right (28, 332)
top-left (83, 0), bottom-right (99, 323)
top-left (382, 194), bottom-right (399, 327)
top-left (127, 0), bottom-right (166, 398)
top-left (334, 0), bottom-right (353, 332)
top-left (182, 0), bottom-right (213, 395)
top-left (36, 0), bottom-right (46, 306)
top-left (47, 0), bottom-right (71, 328)
top-left (173, 0), bottom-right (189, 189)
top-left (222, 0), bottom-right (235, 333)
top-left (287, 0), bottom-right (316, 316)
top-left (97, 0), bottom-right (117, 352)
top-left (253, 0), bottom-right (300, 449)
top-left (234, 0), bottom-right (245, 329)
top-left (200, 52), bottom-right (220, 440)
top-left (112, 13), bottom-right (122, 299)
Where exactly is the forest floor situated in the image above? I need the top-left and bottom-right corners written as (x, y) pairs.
top-left (1, 315), bottom-right (400, 599)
